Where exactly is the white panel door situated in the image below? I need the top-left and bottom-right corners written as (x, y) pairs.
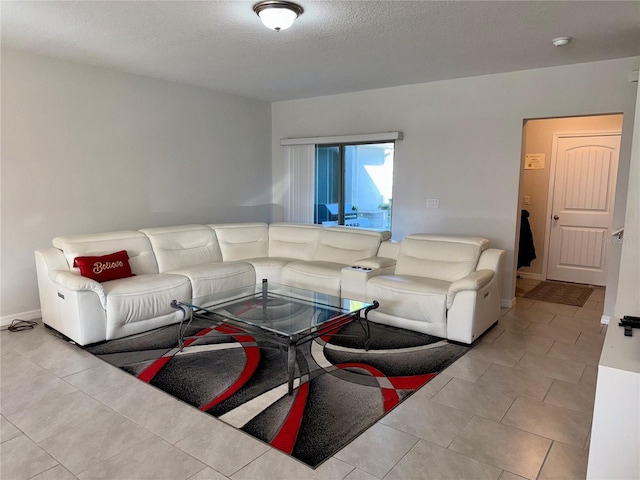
top-left (547, 134), bottom-right (620, 286)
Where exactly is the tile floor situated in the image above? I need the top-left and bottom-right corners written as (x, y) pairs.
top-left (1, 279), bottom-right (606, 480)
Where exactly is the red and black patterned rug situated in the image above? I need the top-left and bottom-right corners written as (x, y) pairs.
top-left (87, 315), bottom-right (469, 468)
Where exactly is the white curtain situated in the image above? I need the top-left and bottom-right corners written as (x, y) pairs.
top-left (283, 144), bottom-right (315, 223)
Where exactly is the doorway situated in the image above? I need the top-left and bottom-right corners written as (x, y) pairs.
top-left (517, 114), bottom-right (623, 287)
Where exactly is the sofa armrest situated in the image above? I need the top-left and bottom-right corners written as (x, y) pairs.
top-left (353, 256), bottom-right (397, 270)
top-left (50, 271), bottom-right (107, 308)
top-left (447, 269), bottom-right (494, 309)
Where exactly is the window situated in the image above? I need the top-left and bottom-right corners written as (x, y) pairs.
top-left (314, 142), bottom-right (394, 230)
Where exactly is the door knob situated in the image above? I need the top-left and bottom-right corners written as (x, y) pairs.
top-left (553, 215), bottom-right (560, 220)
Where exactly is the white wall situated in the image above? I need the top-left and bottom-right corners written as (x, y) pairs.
top-left (271, 57), bottom-right (640, 304)
top-left (614, 79), bottom-right (640, 319)
top-left (1, 50), bottom-right (272, 319)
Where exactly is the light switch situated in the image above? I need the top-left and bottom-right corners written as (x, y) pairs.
top-left (524, 196), bottom-right (531, 205)
top-left (426, 198), bottom-right (440, 208)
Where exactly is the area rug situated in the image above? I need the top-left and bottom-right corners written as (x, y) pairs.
top-left (523, 280), bottom-right (594, 307)
top-left (86, 315), bottom-right (468, 468)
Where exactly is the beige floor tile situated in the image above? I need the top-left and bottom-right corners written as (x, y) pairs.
top-left (449, 416), bottom-right (551, 479)
top-left (416, 373), bottom-right (453, 398)
top-left (30, 465), bottom-right (78, 480)
top-left (544, 379), bottom-right (595, 414)
top-left (334, 423), bottom-right (419, 478)
top-left (0, 435), bottom-right (58, 480)
top-left (525, 322), bottom-right (580, 344)
top-left (343, 468), bottom-right (380, 480)
top-left (513, 297), bottom-right (535, 309)
top-left (479, 325), bottom-right (506, 343)
top-left (515, 352), bottom-right (585, 383)
top-left (431, 378), bottom-right (517, 421)
top-left (77, 435), bottom-right (206, 480)
top-left (233, 449), bottom-right (354, 479)
top-left (0, 415), bottom-right (22, 443)
top-left (92, 373), bottom-right (175, 417)
top-left (581, 300), bottom-right (603, 312)
top-left (38, 410), bottom-right (157, 475)
top-left (502, 307), bottom-right (555, 325)
top-left (0, 349), bottom-right (49, 385)
top-left (576, 331), bottom-right (606, 349)
top-left (538, 441), bottom-right (589, 479)
top-left (579, 364), bottom-right (598, 388)
top-left (442, 354), bottom-right (492, 381)
top-left (385, 440), bottom-right (501, 480)
top-left (5, 390), bottom-right (113, 443)
top-left (187, 467), bottom-right (229, 480)
top-left (176, 420), bottom-right (270, 477)
top-left (127, 397), bottom-right (219, 444)
top-left (572, 308), bottom-right (604, 322)
top-left (16, 337), bottom-right (104, 378)
top-left (476, 364), bottom-right (554, 401)
top-left (550, 315), bottom-right (602, 334)
top-left (380, 395), bottom-right (473, 447)
top-left (547, 341), bottom-right (602, 366)
top-left (529, 302), bottom-right (578, 317)
top-left (491, 331), bottom-right (554, 355)
top-left (1, 371), bottom-right (77, 416)
top-left (465, 342), bottom-right (526, 367)
top-left (63, 362), bottom-right (136, 397)
top-left (498, 472), bottom-right (527, 480)
top-left (502, 397), bottom-right (591, 447)
top-left (496, 315), bottom-right (532, 333)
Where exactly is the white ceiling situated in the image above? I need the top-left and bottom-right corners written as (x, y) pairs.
top-left (2, 1), bottom-right (639, 102)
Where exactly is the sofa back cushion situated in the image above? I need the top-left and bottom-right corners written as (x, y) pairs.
top-left (139, 225), bottom-right (222, 272)
top-left (268, 223), bottom-right (322, 260)
top-left (395, 234), bottom-right (489, 282)
top-left (209, 223), bottom-right (269, 261)
top-left (53, 230), bottom-right (158, 275)
top-left (314, 227), bottom-right (389, 264)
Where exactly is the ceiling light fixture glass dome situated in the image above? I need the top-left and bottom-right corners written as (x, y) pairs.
top-left (253, 1), bottom-right (303, 32)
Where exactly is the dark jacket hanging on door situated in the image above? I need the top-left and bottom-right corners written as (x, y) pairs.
top-left (518, 209), bottom-right (536, 269)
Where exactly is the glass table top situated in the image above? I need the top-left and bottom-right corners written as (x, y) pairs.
top-left (179, 281), bottom-right (372, 338)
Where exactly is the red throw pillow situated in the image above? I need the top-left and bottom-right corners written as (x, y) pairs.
top-left (73, 250), bottom-right (134, 282)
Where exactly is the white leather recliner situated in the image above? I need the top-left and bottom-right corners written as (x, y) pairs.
top-left (365, 234), bottom-right (505, 344)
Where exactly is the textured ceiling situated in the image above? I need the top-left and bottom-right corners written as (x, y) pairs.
top-left (2, 1), bottom-right (639, 102)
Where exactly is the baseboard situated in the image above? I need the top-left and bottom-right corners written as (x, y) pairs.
top-left (501, 298), bottom-right (515, 309)
top-left (517, 272), bottom-right (542, 281)
top-left (600, 315), bottom-right (611, 325)
top-left (1, 309), bottom-right (42, 328)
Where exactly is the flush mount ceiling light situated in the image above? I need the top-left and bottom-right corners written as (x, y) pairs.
top-left (253, 1), bottom-right (303, 32)
top-left (552, 36), bottom-right (571, 47)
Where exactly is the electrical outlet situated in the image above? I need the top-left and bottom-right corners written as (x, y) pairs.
top-left (426, 198), bottom-right (440, 208)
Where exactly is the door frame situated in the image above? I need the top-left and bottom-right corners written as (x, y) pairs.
top-left (541, 130), bottom-right (622, 282)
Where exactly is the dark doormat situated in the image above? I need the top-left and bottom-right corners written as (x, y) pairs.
top-left (523, 281), bottom-right (594, 307)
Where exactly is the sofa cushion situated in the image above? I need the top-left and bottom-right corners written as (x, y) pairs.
top-left (53, 230), bottom-right (158, 275)
top-left (102, 273), bottom-right (191, 327)
top-left (314, 227), bottom-right (388, 264)
top-left (268, 223), bottom-right (322, 260)
top-left (168, 262), bottom-right (255, 298)
top-left (245, 257), bottom-right (295, 284)
top-left (366, 274), bottom-right (449, 324)
top-left (395, 234), bottom-right (489, 282)
top-left (74, 250), bottom-right (134, 282)
top-left (140, 225), bottom-right (223, 272)
top-left (209, 223), bottom-right (269, 261)
top-left (281, 260), bottom-right (344, 296)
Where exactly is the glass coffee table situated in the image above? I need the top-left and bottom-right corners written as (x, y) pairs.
top-left (172, 280), bottom-right (379, 395)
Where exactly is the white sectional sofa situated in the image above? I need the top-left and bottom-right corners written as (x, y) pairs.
top-left (34, 222), bottom-right (505, 347)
